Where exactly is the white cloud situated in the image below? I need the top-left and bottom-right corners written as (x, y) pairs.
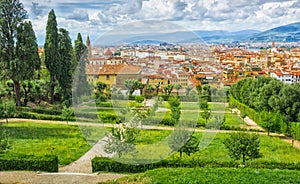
top-left (22, 0), bottom-right (300, 45)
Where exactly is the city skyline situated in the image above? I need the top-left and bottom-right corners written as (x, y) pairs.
top-left (21, 0), bottom-right (300, 45)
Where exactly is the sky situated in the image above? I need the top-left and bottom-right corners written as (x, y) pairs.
top-left (21, 0), bottom-right (300, 45)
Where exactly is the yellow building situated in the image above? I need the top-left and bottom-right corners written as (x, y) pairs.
top-left (147, 75), bottom-right (169, 88)
top-left (98, 64), bottom-right (141, 89)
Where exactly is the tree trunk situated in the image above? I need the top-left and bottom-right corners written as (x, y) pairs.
top-left (13, 80), bottom-right (21, 106)
top-left (180, 151), bottom-right (182, 159)
top-left (242, 154), bottom-right (245, 163)
top-left (50, 75), bottom-right (55, 104)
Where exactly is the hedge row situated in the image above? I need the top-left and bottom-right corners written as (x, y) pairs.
top-left (15, 112), bottom-right (76, 122)
top-left (92, 157), bottom-right (300, 173)
top-left (0, 154), bottom-right (58, 172)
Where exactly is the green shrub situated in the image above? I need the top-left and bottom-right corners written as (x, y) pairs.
top-left (92, 157), bottom-right (300, 173)
top-left (0, 154), bottom-right (58, 172)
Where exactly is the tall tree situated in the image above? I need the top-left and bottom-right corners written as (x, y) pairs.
top-left (44, 9), bottom-right (59, 104)
top-left (73, 33), bottom-right (90, 101)
top-left (57, 28), bottom-right (73, 106)
top-left (16, 21), bottom-right (40, 106)
top-left (0, 0), bottom-right (28, 106)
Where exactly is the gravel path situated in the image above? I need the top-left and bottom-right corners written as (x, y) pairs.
top-left (59, 137), bottom-right (114, 173)
top-left (0, 171), bottom-right (126, 184)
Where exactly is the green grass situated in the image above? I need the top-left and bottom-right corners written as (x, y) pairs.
top-left (170, 133), bottom-right (300, 163)
top-left (100, 167), bottom-right (300, 184)
top-left (0, 122), bottom-right (107, 166)
top-left (224, 113), bottom-right (245, 127)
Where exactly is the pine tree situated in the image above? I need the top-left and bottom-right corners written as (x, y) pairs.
top-left (57, 28), bottom-right (73, 107)
top-left (44, 9), bottom-right (59, 104)
top-left (0, 0), bottom-right (27, 106)
top-left (73, 33), bottom-right (90, 101)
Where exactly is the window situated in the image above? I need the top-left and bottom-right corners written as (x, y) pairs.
top-left (106, 75), bottom-right (110, 80)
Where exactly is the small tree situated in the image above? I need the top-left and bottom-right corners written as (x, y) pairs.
top-left (0, 100), bottom-right (16, 123)
top-left (201, 109), bottom-right (211, 124)
top-left (0, 128), bottom-right (10, 153)
top-left (174, 84), bottom-right (182, 96)
top-left (155, 83), bottom-right (160, 95)
top-left (168, 126), bottom-right (199, 159)
top-left (61, 106), bottom-right (74, 124)
top-left (260, 111), bottom-right (281, 136)
top-left (224, 132), bottom-right (261, 163)
top-left (104, 124), bottom-right (139, 158)
top-left (185, 86), bottom-right (193, 96)
top-left (168, 96), bottom-right (181, 124)
top-left (199, 98), bottom-right (209, 110)
top-left (163, 84), bottom-right (174, 96)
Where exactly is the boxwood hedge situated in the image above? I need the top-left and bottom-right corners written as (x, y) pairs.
top-left (0, 154), bottom-right (58, 172)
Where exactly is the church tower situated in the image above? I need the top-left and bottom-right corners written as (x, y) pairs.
top-left (86, 35), bottom-right (91, 57)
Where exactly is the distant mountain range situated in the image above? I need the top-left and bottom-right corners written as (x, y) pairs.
top-left (249, 22), bottom-right (300, 42)
top-left (94, 22), bottom-right (300, 45)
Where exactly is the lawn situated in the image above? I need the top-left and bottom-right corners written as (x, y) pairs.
top-left (106, 129), bottom-right (300, 164)
top-left (170, 133), bottom-right (300, 163)
top-left (0, 122), bottom-right (107, 165)
top-left (100, 167), bottom-right (300, 184)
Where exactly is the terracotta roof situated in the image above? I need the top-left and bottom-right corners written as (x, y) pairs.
top-left (98, 64), bottom-right (140, 75)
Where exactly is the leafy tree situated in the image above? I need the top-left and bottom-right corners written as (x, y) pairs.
top-left (163, 84), bottom-right (174, 96)
top-left (168, 126), bottom-right (198, 159)
top-left (201, 109), bottom-right (211, 124)
top-left (155, 83), bottom-right (160, 95)
top-left (61, 106), bottom-right (74, 124)
top-left (0, 1), bottom-right (38, 106)
top-left (146, 84), bottom-right (154, 93)
top-left (196, 84), bottom-right (202, 95)
top-left (0, 128), bottom-right (10, 153)
top-left (174, 84), bottom-right (182, 96)
top-left (124, 79), bottom-right (139, 95)
top-left (21, 80), bottom-right (34, 106)
top-left (0, 100), bottom-right (16, 123)
top-left (224, 132), bottom-right (261, 163)
top-left (199, 98), bottom-right (209, 110)
top-left (136, 81), bottom-right (145, 95)
top-left (16, 21), bottom-right (40, 105)
top-left (73, 33), bottom-right (90, 101)
top-left (260, 111), bottom-right (281, 136)
top-left (95, 81), bottom-right (107, 94)
top-left (44, 9), bottom-right (59, 104)
top-left (0, 84), bottom-right (8, 101)
top-left (104, 124), bottom-right (139, 158)
top-left (168, 96), bottom-right (181, 124)
top-left (180, 135), bottom-right (200, 156)
top-left (185, 86), bottom-right (193, 96)
top-left (57, 28), bottom-right (73, 107)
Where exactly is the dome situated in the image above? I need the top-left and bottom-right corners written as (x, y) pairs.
top-left (104, 48), bottom-right (113, 57)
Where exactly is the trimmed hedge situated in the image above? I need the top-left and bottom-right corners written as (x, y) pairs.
top-left (0, 154), bottom-right (58, 172)
top-left (92, 157), bottom-right (300, 173)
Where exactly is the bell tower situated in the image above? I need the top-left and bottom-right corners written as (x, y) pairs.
top-left (86, 35), bottom-right (91, 57)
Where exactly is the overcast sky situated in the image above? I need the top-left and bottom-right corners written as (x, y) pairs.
top-left (22, 0), bottom-right (300, 45)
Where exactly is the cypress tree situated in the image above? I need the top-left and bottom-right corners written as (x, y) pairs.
top-left (44, 9), bottom-right (59, 104)
top-left (73, 33), bottom-right (90, 101)
top-left (57, 28), bottom-right (73, 107)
